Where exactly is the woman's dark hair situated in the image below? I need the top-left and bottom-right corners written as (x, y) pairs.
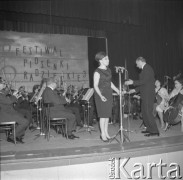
top-left (18, 86), bottom-right (25, 91)
top-left (95, 51), bottom-right (107, 62)
top-left (32, 84), bottom-right (40, 92)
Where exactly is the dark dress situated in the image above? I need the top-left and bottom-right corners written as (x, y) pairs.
top-left (94, 67), bottom-right (113, 118)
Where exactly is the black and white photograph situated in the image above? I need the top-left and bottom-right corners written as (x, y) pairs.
top-left (0, 0), bottom-right (183, 179)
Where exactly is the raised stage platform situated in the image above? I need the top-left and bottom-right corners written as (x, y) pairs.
top-left (1, 118), bottom-right (183, 180)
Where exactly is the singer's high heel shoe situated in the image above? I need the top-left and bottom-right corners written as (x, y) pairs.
top-left (163, 123), bottom-right (171, 132)
top-left (100, 136), bottom-right (109, 143)
top-left (107, 136), bottom-right (112, 140)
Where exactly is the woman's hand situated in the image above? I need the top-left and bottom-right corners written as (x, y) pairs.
top-left (100, 95), bottom-right (107, 102)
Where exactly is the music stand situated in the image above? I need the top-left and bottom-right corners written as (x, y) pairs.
top-left (77, 88), bottom-right (97, 134)
top-left (110, 67), bottom-right (130, 144)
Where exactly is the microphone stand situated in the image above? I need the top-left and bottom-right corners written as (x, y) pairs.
top-left (34, 83), bottom-right (46, 140)
top-left (110, 67), bottom-right (130, 144)
top-left (124, 69), bottom-right (135, 131)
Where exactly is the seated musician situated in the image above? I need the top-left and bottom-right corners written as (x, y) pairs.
top-left (163, 77), bottom-right (183, 131)
top-left (13, 86), bottom-right (33, 129)
top-left (154, 80), bottom-right (169, 129)
top-left (0, 78), bottom-right (29, 143)
top-left (29, 84), bottom-right (40, 108)
top-left (28, 84), bottom-right (41, 129)
top-left (59, 83), bottom-right (83, 128)
top-left (42, 77), bottom-right (79, 139)
top-left (29, 84), bottom-right (40, 101)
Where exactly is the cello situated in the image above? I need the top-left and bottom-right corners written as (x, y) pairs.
top-left (163, 90), bottom-right (183, 127)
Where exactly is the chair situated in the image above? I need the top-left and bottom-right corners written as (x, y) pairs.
top-left (0, 122), bottom-right (16, 144)
top-left (44, 103), bottom-right (68, 141)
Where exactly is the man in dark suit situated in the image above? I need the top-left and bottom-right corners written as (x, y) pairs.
top-left (42, 77), bottom-right (79, 139)
top-left (0, 78), bottom-right (29, 143)
top-left (125, 57), bottom-right (159, 136)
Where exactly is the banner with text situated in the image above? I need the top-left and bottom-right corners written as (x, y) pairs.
top-left (0, 31), bottom-right (89, 91)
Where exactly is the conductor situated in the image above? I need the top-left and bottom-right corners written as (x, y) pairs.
top-left (125, 57), bottom-right (159, 137)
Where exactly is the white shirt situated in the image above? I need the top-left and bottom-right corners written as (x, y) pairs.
top-left (141, 63), bottom-right (146, 69)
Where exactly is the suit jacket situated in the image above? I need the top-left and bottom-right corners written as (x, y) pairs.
top-left (0, 92), bottom-right (16, 113)
top-left (133, 63), bottom-right (155, 100)
top-left (42, 87), bottom-right (71, 117)
top-left (0, 91), bottom-right (23, 122)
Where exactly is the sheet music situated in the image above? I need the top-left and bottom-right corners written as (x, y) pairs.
top-left (82, 88), bottom-right (94, 101)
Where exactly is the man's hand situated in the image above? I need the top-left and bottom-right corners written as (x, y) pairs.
top-left (65, 97), bottom-right (71, 103)
top-left (125, 79), bottom-right (133, 85)
top-left (129, 89), bottom-right (136, 94)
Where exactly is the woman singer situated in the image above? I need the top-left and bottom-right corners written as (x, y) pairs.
top-left (93, 52), bottom-right (119, 142)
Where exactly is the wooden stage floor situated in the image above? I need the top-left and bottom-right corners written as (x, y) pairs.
top-left (1, 117), bottom-right (183, 171)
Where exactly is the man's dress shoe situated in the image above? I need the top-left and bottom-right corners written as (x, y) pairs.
top-left (144, 133), bottom-right (160, 137)
top-left (71, 134), bottom-right (79, 139)
top-left (7, 136), bottom-right (24, 144)
top-left (7, 137), bottom-right (15, 144)
top-left (141, 130), bottom-right (149, 134)
top-left (29, 125), bottom-right (37, 131)
top-left (16, 137), bottom-right (25, 144)
top-left (68, 135), bottom-right (75, 139)
top-left (68, 134), bottom-right (79, 139)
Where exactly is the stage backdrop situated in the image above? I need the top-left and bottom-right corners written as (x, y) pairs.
top-left (0, 31), bottom-right (89, 92)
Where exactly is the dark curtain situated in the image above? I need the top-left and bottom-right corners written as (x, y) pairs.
top-left (88, 37), bottom-right (106, 87)
top-left (0, 0), bottom-right (183, 86)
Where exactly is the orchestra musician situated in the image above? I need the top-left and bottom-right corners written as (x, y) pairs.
top-left (13, 86), bottom-right (33, 129)
top-left (29, 84), bottom-right (40, 102)
top-left (42, 77), bottom-right (79, 139)
top-left (60, 83), bottom-right (84, 128)
top-left (163, 77), bottom-right (183, 131)
top-left (154, 80), bottom-right (169, 129)
top-left (28, 84), bottom-right (41, 129)
top-left (0, 78), bottom-right (29, 143)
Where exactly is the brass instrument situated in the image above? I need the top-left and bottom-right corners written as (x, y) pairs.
top-left (35, 83), bottom-right (47, 105)
top-left (12, 90), bottom-right (21, 99)
top-left (13, 89), bottom-right (29, 101)
top-left (30, 90), bottom-right (40, 103)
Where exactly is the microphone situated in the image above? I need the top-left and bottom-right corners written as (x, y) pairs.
top-left (114, 66), bottom-right (126, 73)
top-left (164, 75), bottom-right (171, 79)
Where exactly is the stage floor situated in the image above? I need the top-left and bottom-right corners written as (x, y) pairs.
top-left (1, 117), bottom-right (182, 153)
top-left (1, 116), bottom-right (183, 179)
top-left (1, 117), bottom-right (183, 172)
